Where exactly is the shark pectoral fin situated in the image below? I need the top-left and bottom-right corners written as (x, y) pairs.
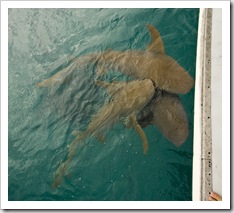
top-left (128, 114), bottom-right (149, 154)
top-left (135, 122), bottom-right (149, 155)
top-left (146, 24), bottom-right (165, 54)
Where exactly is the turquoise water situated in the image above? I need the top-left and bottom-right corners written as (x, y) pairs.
top-left (8, 8), bottom-right (199, 201)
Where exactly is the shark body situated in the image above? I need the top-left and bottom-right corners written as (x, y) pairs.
top-left (52, 79), bottom-right (155, 188)
top-left (37, 24), bottom-right (194, 95)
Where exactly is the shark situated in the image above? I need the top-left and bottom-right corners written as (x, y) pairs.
top-left (36, 24), bottom-right (194, 95)
top-left (137, 89), bottom-right (189, 146)
top-left (52, 79), bottom-right (155, 188)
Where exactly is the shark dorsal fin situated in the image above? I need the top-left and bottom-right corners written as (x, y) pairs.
top-left (146, 24), bottom-right (165, 54)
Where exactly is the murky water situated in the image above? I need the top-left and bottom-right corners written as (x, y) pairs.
top-left (8, 8), bottom-right (199, 201)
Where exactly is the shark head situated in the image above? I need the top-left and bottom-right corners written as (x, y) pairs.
top-left (151, 54), bottom-right (194, 94)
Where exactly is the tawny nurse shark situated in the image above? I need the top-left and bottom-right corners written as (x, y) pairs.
top-left (37, 24), bottom-right (194, 95)
top-left (52, 79), bottom-right (155, 188)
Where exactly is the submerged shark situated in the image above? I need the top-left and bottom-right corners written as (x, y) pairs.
top-left (52, 79), bottom-right (155, 188)
top-left (37, 24), bottom-right (194, 95)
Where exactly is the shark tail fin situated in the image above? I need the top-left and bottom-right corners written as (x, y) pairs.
top-left (36, 60), bottom-right (78, 88)
top-left (146, 24), bottom-right (165, 54)
top-left (52, 131), bottom-right (87, 189)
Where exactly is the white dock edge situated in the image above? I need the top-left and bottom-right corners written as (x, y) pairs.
top-left (210, 8), bottom-right (222, 197)
top-left (193, 8), bottom-right (222, 201)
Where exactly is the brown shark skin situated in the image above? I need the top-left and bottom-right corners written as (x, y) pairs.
top-left (96, 50), bottom-right (194, 94)
top-left (138, 92), bottom-right (189, 147)
top-left (52, 79), bottom-right (155, 188)
top-left (152, 94), bottom-right (189, 146)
